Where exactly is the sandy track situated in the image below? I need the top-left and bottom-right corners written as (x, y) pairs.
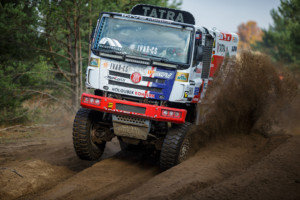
top-left (184, 135), bottom-right (300, 200)
top-left (113, 134), bottom-right (295, 200)
top-left (38, 152), bottom-right (160, 200)
top-left (0, 124), bottom-right (299, 200)
top-left (0, 125), bottom-right (120, 199)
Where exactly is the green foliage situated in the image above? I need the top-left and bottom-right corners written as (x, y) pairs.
top-left (0, 0), bottom-right (42, 62)
top-left (0, 57), bottom-right (51, 124)
top-left (0, 0), bottom-right (182, 124)
top-left (94, 0), bottom-right (181, 13)
top-left (255, 0), bottom-right (300, 70)
top-left (0, 0), bottom-right (47, 124)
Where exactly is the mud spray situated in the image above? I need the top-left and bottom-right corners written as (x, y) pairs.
top-left (190, 52), bottom-right (300, 151)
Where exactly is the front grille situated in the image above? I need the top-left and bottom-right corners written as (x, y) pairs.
top-left (113, 115), bottom-right (148, 125)
top-left (201, 36), bottom-right (214, 79)
top-left (116, 103), bottom-right (146, 114)
top-left (109, 71), bottom-right (130, 78)
top-left (109, 80), bottom-right (163, 93)
top-left (143, 77), bottom-right (165, 84)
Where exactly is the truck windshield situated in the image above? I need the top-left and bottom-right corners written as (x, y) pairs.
top-left (93, 17), bottom-right (192, 65)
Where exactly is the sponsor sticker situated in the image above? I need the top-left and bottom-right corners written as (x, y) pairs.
top-left (103, 62), bottom-right (109, 68)
top-left (103, 86), bottom-right (109, 90)
top-left (188, 87), bottom-right (194, 96)
top-left (131, 72), bottom-right (142, 83)
top-left (175, 72), bottom-right (189, 82)
top-left (90, 58), bottom-right (100, 67)
top-left (112, 88), bottom-right (134, 95)
top-left (105, 75), bottom-right (126, 82)
top-left (137, 45), bottom-right (158, 55)
top-left (219, 33), bottom-right (232, 42)
top-left (135, 91), bottom-right (154, 98)
top-left (194, 87), bottom-right (200, 95)
top-left (108, 102), bottom-right (113, 108)
top-left (184, 91), bottom-right (188, 98)
top-left (232, 46), bottom-right (237, 52)
top-left (217, 43), bottom-right (225, 53)
top-left (147, 70), bottom-right (173, 78)
top-left (109, 62), bottom-right (129, 72)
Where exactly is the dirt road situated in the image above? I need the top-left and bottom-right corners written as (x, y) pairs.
top-left (1, 122), bottom-right (299, 200)
top-left (1, 53), bottom-right (300, 199)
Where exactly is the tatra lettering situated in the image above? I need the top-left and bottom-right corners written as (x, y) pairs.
top-left (175, 13), bottom-right (184, 23)
top-left (158, 9), bottom-right (166, 18)
top-left (142, 6), bottom-right (150, 15)
top-left (131, 5), bottom-right (194, 25)
top-left (166, 11), bottom-right (175, 21)
top-left (139, 6), bottom-right (184, 23)
top-left (149, 8), bottom-right (157, 18)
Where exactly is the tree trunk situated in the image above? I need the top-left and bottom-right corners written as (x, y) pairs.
top-left (79, 23), bottom-right (83, 96)
top-left (74, 6), bottom-right (79, 110)
top-left (88, 0), bottom-right (92, 64)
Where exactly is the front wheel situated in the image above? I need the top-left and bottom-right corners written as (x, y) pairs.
top-left (160, 122), bottom-right (192, 170)
top-left (72, 108), bottom-right (106, 160)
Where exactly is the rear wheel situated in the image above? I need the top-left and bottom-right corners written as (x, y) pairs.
top-left (72, 108), bottom-right (106, 160)
top-left (160, 122), bottom-right (192, 170)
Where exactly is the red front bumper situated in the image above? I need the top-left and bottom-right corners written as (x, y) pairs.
top-left (80, 93), bottom-right (187, 123)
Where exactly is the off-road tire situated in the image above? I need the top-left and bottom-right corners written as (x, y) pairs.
top-left (72, 108), bottom-right (106, 160)
top-left (160, 122), bottom-right (192, 170)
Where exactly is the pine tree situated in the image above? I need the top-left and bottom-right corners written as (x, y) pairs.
top-left (0, 0), bottom-right (49, 123)
top-left (255, 0), bottom-right (300, 69)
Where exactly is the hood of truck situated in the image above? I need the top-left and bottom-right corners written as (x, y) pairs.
top-left (98, 58), bottom-right (176, 101)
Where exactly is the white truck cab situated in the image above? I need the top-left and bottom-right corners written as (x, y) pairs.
top-left (73, 4), bottom-right (239, 170)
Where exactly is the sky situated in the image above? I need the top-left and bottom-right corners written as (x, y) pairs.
top-left (180, 0), bottom-right (281, 33)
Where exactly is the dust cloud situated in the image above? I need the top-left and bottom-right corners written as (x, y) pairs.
top-left (191, 52), bottom-right (299, 149)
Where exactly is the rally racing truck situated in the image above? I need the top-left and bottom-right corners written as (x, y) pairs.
top-left (72, 4), bottom-right (239, 170)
